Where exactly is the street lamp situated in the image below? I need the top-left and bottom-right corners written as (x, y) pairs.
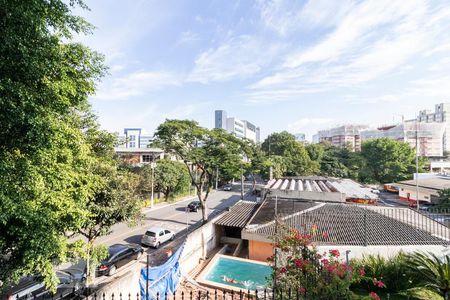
top-left (150, 161), bottom-right (156, 208)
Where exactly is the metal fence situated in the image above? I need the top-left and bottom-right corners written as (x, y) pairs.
top-left (74, 288), bottom-right (319, 300)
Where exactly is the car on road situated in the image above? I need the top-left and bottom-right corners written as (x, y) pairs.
top-left (141, 227), bottom-right (175, 249)
top-left (2, 268), bottom-right (86, 299)
top-left (187, 201), bottom-right (201, 212)
top-left (96, 244), bottom-right (143, 277)
top-left (223, 184), bottom-right (232, 191)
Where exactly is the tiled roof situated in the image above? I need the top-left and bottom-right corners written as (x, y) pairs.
top-left (248, 198), bottom-right (318, 225)
top-left (214, 201), bottom-right (260, 228)
top-left (244, 202), bottom-right (448, 246)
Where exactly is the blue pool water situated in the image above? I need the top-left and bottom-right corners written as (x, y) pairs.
top-left (205, 257), bottom-right (272, 290)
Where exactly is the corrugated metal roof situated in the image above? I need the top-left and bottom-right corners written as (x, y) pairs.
top-left (214, 201), bottom-right (260, 228)
top-left (264, 177), bottom-right (378, 200)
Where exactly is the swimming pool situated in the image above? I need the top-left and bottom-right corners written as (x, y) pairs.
top-left (198, 255), bottom-right (272, 291)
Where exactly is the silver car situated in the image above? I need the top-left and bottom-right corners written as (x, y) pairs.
top-left (141, 227), bottom-right (175, 248)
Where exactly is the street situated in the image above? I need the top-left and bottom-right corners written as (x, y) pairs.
top-left (95, 190), bottom-right (242, 247)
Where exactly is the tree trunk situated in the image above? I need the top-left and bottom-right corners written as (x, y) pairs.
top-left (86, 239), bottom-right (94, 286)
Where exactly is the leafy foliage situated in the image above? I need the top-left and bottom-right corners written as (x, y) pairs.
top-left (270, 225), bottom-right (376, 300)
top-left (261, 132), bottom-right (317, 176)
top-left (360, 138), bottom-right (425, 183)
top-left (436, 189), bottom-right (450, 209)
top-left (154, 159), bottom-right (190, 201)
top-left (153, 120), bottom-right (245, 222)
top-left (406, 252), bottom-right (450, 299)
top-left (0, 0), bottom-right (105, 289)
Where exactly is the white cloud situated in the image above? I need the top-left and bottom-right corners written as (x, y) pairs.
top-left (176, 31), bottom-right (201, 46)
top-left (187, 35), bottom-right (281, 84)
top-left (343, 94), bottom-right (401, 104)
top-left (257, 0), bottom-right (353, 36)
top-left (94, 70), bottom-right (181, 101)
top-left (288, 118), bottom-right (334, 133)
top-left (246, 0), bottom-right (449, 104)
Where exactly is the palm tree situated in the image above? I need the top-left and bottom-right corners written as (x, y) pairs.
top-left (407, 251), bottom-right (450, 299)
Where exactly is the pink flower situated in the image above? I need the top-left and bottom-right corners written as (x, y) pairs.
top-left (373, 279), bottom-right (386, 288)
top-left (294, 259), bottom-right (303, 268)
top-left (322, 231), bottom-right (329, 238)
top-left (329, 249), bottom-right (340, 257)
top-left (359, 268), bottom-right (365, 276)
top-left (298, 287), bottom-right (306, 293)
top-left (369, 292), bottom-right (380, 300)
top-left (280, 267), bottom-right (287, 274)
top-left (320, 258), bottom-right (329, 265)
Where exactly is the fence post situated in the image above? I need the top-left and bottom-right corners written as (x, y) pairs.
top-left (146, 254), bottom-right (150, 300)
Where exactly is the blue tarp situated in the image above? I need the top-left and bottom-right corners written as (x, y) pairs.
top-left (139, 244), bottom-right (185, 300)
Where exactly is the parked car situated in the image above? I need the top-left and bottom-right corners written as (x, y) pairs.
top-left (187, 201), bottom-right (201, 212)
top-left (96, 244), bottom-right (143, 277)
top-left (2, 268), bottom-right (85, 299)
top-left (223, 184), bottom-right (232, 191)
top-left (141, 227), bottom-right (175, 249)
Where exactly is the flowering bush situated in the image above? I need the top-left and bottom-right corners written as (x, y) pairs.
top-left (269, 226), bottom-right (364, 299)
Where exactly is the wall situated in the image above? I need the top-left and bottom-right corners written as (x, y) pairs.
top-left (248, 240), bottom-right (273, 262)
top-left (179, 216), bottom-right (223, 276)
top-left (398, 186), bottom-right (436, 202)
top-left (317, 245), bottom-right (449, 260)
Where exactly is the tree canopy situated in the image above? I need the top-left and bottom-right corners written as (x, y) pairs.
top-left (153, 120), bottom-right (245, 222)
top-left (0, 0), bottom-right (107, 289)
top-left (261, 131), bottom-right (317, 176)
top-left (360, 138), bottom-right (426, 183)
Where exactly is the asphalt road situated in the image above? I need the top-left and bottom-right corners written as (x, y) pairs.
top-left (95, 189), bottom-right (242, 247)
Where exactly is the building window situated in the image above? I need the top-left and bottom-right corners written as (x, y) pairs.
top-left (129, 142), bottom-right (136, 148)
top-left (129, 135), bottom-right (136, 141)
top-left (142, 155), bottom-right (152, 162)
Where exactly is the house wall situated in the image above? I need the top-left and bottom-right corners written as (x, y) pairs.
top-left (398, 186), bottom-right (437, 203)
top-left (248, 240), bottom-right (273, 262)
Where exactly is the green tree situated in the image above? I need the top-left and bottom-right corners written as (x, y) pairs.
top-left (360, 138), bottom-right (425, 183)
top-left (76, 122), bottom-right (141, 281)
top-left (0, 0), bottom-right (105, 289)
top-left (154, 159), bottom-right (190, 201)
top-left (153, 120), bottom-right (244, 223)
top-left (436, 188), bottom-right (450, 209)
top-left (261, 132), bottom-right (316, 176)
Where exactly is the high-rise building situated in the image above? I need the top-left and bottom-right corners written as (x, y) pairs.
top-left (214, 110), bottom-right (260, 143)
top-left (361, 122), bottom-right (445, 158)
top-left (416, 103), bottom-right (450, 152)
top-left (313, 125), bottom-right (369, 151)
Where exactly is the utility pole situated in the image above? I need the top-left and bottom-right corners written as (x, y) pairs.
top-left (150, 162), bottom-right (156, 208)
top-left (415, 119), bottom-right (420, 211)
top-left (215, 166), bottom-right (219, 190)
top-left (240, 165), bottom-right (244, 200)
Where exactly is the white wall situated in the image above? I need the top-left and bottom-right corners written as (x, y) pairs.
top-left (317, 245), bottom-right (450, 261)
top-left (179, 215), bottom-right (223, 275)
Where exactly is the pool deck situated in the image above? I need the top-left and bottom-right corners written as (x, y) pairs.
top-left (196, 254), bottom-right (270, 293)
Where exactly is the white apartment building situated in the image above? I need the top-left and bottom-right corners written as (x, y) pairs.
top-left (361, 122), bottom-right (445, 158)
top-left (215, 110), bottom-right (260, 143)
top-left (118, 128), bottom-right (154, 149)
top-left (313, 124), bottom-right (369, 151)
top-left (417, 103), bottom-right (450, 152)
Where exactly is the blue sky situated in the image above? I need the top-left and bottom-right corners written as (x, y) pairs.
top-left (76, 0), bottom-right (450, 140)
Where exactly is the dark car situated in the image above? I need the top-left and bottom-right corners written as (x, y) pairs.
top-left (2, 268), bottom-right (85, 299)
top-left (96, 244), bottom-right (143, 277)
top-left (187, 201), bottom-right (201, 212)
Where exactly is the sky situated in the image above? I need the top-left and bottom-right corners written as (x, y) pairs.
top-left (74, 0), bottom-right (450, 141)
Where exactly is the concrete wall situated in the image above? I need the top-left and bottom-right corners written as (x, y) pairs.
top-left (249, 240), bottom-right (273, 262)
top-left (179, 216), bottom-right (223, 275)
